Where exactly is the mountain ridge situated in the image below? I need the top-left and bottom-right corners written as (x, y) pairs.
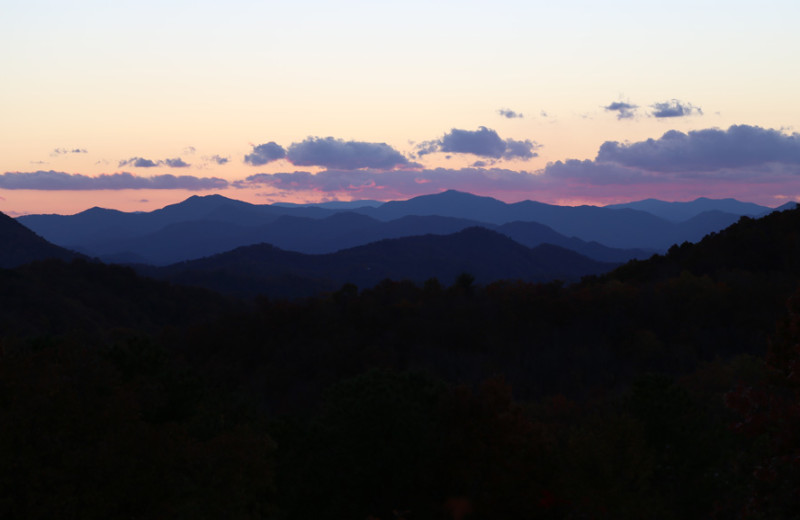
top-left (142, 226), bottom-right (617, 298)
top-left (17, 191), bottom-right (767, 263)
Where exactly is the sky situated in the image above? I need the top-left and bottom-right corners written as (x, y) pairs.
top-left (2, 0), bottom-right (800, 215)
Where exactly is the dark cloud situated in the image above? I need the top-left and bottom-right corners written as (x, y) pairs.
top-left (244, 142), bottom-right (286, 166)
top-left (183, 146), bottom-right (197, 154)
top-left (164, 157), bottom-right (190, 168)
top-left (504, 138), bottom-right (540, 159)
top-left (417, 127), bottom-right (539, 160)
top-left (498, 108), bottom-right (523, 119)
top-left (596, 125), bottom-right (800, 173)
top-left (604, 101), bottom-right (638, 120)
top-left (210, 155), bottom-right (229, 165)
top-left (440, 127), bottom-right (507, 157)
top-left (119, 157), bottom-right (159, 168)
top-left (650, 99), bottom-right (702, 118)
top-left (286, 137), bottom-right (414, 170)
top-left (52, 148), bottom-right (88, 155)
top-left (541, 159), bottom-right (655, 185)
top-left (0, 171), bottom-right (228, 190)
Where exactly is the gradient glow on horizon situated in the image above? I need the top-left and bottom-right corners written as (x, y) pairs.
top-left (2, 0), bottom-right (799, 215)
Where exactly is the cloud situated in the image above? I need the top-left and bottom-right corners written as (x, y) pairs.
top-left (650, 99), bottom-right (702, 118)
top-left (52, 148), bottom-right (88, 155)
top-left (164, 157), bottom-right (190, 168)
top-left (439, 127), bottom-right (507, 157)
top-left (417, 127), bottom-right (540, 160)
top-left (210, 155), bottom-right (229, 165)
top-left (233, 125), bottom-right (800, 205)
top-left (237, 168), bottom-right (544, 198)
top-left (604, 101), bottom-right (638, 120)
top-left (183, 146), bottom-right (197, 154)
top-left (286, 137), bottom-right (414, 170)
top-left (504, 138), bottom-right (540, 159)
top-left (119, 157), bottom-right (159, 168)
top-left (0, 171), bottom-right (228, 190)
top-left (244, 142), bottom-right (286, 166)
top-left (498, 108), bottom-right (523, 119)
top-left (118, 157), bottom-right (191, 168)
top-left (596, 125), bottom-right (800, 172)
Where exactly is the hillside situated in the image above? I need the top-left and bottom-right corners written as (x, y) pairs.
top-left (146, 227), bottom-right (616, 298)
top-left (0, 211), bottom-right (79, 268)
top-left (3, 204), bottom-right (800, 518)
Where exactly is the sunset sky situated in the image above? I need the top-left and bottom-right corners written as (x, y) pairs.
top-left (2, 0), bottom-right (799, 215)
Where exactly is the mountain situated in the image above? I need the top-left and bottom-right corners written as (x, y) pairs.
top-left (145, 227), bottom-right (617, 298)
top-left (612, 205), bottom-right (800, 283)
top-left (19, 191), bottom-right (755, 260)
top-left (17, 194), bottom-right (337, 247)
top-left (0, 258), bottom-right (232, 337)
top-left (353, 190), bottom-right (742, 250)
top-left (52, 208), bottom-right (646, 265)
top-left (0, 211), bottom-right (79, 268)
top-left (272, 199), bottom-right (383, 209)
top-left (356, 190), bottom-right (510, 222)
top-left (604, 197), bottom-right (771, 222)
top-left (496, 220), bottom-right (654, 263)
top-left (766, 201), bottom-right (798, 214)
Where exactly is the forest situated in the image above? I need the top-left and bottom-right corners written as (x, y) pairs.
top-left (2, 207), bottom-right (800, 519)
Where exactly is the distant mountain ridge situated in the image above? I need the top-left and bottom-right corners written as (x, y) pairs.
top-left (142, 227), bottom-right (617, 299)
top-left (17, 190), bottom-right (777, 265)
top-left (604, 197), bottom-right (771, 222)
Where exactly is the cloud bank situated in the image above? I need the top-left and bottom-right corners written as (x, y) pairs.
top-left (596, 125), bottom-right (800, 172)
top-left (417, 127), bottom-right (539, 160)
top-left (6, 125), bottom-right (799, 206)
top-left (233, 125), bottom-right (800, 204)
top-left (238, 167), bottom-right (541, 198)
top-left (0, 171), bottom-right (227, 190)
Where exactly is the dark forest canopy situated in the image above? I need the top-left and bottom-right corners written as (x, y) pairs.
top-left (2, 206), bottom-right (800, 518)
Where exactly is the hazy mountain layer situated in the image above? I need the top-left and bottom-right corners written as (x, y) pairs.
top-left (604, 197), bottom-right (770, 222)
top-left (142, 227), bottom-right (616, 298)
top-left (18, 190), bottom-right (761, 264)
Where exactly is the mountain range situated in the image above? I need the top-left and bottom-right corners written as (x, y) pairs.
top-left (16, 191), bottom-right (777, 265)
top-left (139, 227), bottom-right (617, 298)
